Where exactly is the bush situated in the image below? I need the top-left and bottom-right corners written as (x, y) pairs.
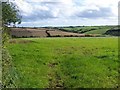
top-left (91, 28), bottom-right (96, 30)
top-left (2, 27), bottom-right (18, 88)
top-left (2, 48), bottom-right (18, 88)
top-left (85, 34), bottom-right (91, 37)
top-left (22, 36), bottom-right (27, 38)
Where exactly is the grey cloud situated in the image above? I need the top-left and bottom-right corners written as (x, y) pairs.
top-left (22, 10), bottom-right (57, 22)
top-left (76, 7), bottom-right (114, 19)
top-left (20, 1), bottom-right (62, 22)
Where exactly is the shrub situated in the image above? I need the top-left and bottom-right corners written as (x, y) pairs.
top-left (2, 48), bottom-right (18, 88)
top-left (91, 28), bottom-right (96, 30)
top-left (85, 34), bottom-right (92, 37)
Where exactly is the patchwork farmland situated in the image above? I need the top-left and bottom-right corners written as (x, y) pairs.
top-left (10, 28), bottom-right (85, 38)
top-left (10, 25), bottom-right (119, 38)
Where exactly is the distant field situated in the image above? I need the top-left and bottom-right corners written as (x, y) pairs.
top-left (10, 28), bottom-right (85, 38)
top-left (61, 26), bottom-right (118, 35)
top-left (10, 25), bottom-right (119, 38)
top-left (7, 37), bottom-right (119, 88)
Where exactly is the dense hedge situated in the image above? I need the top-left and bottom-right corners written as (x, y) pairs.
top-left (104, 29), bottom-right (120, 36)
top-left (2, 27), bottom-right (18, 88)
top-left (1, 1), bottom-right (22, 88)
top-left (2, 48), bottom-right (17, 88)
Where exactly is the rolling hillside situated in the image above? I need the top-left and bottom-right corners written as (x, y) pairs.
top-left (10, 25), bottom-right (119, 38)
top-left (10, 27), bottom-right (98, 38)
top-left (59, 25), bottom-right (119, 36)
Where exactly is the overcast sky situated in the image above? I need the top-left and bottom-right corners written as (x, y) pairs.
top-left (11, 0), bottom-right (119, 27)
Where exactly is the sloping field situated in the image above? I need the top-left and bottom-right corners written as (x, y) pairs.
top-left (10, 28), bottom-right (100, 38)
top-left (61, 26), bottom-right (118, 35)
top-left (48, 30), bottom-right (85, 37)
top-left (7, 37), bottom-right (119, 88)
top-left (10, 28), bottom-right (48, 37)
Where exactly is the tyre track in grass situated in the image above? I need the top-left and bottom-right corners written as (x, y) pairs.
top-left (47, 62), bottom-right (64, 88)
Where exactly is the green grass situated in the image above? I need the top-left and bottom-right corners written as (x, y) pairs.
top-left (84, 28), bottom-right (110, 34)
top-left (7, 37), bottom-right (119, 88)
top-left (62, 26), bottom-right (117, 35)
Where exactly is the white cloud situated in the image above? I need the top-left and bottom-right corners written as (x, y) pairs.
top-left (82, 0), bottom-right (119, 16)
top-left (11, 0), bottom-right (33, 15)
top-left (10, 0), bottom-right (119, 26)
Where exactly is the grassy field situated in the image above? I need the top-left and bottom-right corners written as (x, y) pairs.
top-left (61, 26), bottom-right (117, 35)
top-left (7, 37), bottom-right (119, 88)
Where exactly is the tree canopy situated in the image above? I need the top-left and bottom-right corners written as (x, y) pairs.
top-left (1, 1), bottom-right (22, 26)
top-left (1, 1), bottom-right (22, 88)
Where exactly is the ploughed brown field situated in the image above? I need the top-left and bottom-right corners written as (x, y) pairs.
top-left (10, 28), bottom-right (100, 38)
